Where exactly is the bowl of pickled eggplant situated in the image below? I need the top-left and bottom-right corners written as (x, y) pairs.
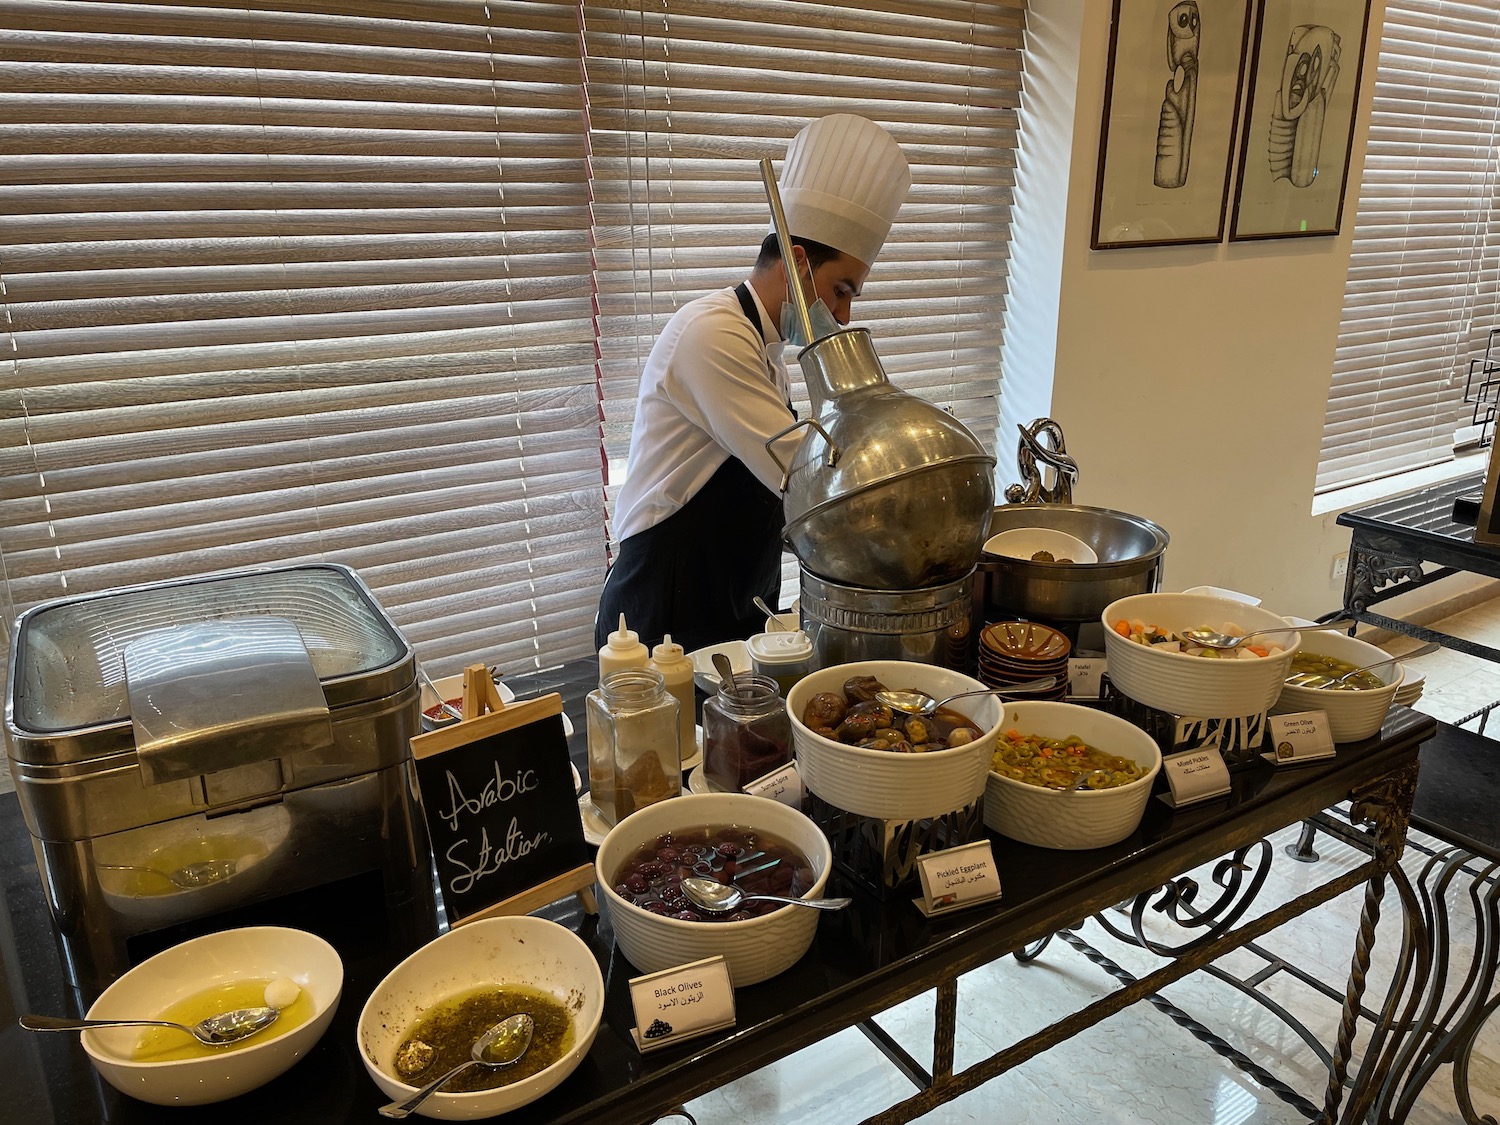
top-left (1271, 629), bottom-right (1403, 744)
top-left (786, 660), bottom-right (1003, 821)
top-left (357, 916), bottom-right (603, 1120)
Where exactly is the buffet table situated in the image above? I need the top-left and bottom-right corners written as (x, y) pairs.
top-left (2, 658), bottom-right (1436, 1125)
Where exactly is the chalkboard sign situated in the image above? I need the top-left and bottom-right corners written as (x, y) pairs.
top-left (410, 693), bottom-right (593, 927)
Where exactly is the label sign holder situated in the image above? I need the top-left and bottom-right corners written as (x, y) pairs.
top-left (411, 664), bottom-right (595, 927)
top-left (1262, 711), bottom-right (1337, 766)
top-left (913, 840), bottom-right (1002, 917)
top-left (628, 956), bottom-right (737, 1052)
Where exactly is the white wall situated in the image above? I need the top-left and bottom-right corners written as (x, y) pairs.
top-left (1028, 0), bottom-right (1471, 619)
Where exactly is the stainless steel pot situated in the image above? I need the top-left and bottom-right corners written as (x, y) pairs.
top-left (979, 504), bottom-right (1168, 622)
top-left (757, 156), bottom-right (994, 592)
top-left (799, 565), bottom-right (975, 670)
top-left (771, 329), bottom-right (995, 590)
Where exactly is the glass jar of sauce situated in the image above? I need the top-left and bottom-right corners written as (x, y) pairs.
top-left (586, 668), bottom-right (681, 826)
top-left (702, 673), bottom-right (791, 792)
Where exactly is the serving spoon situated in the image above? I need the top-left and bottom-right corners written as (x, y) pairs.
top-left (1179, 618), bottom-right (1355, 651)
top-left (1286, 642), bottom-right (1439, 690)
top-left (379, 1013), bottom-right (535, 1119)
top-left (97, 858), bottom-right (237, 889)
top-left (679, 876), bottom-right (852, 914)
top-left (876, 677), bottom-right (1058, 717)
top-left (752, 595), bottom-right (787, 630)
top-left (21, 1006), bottom-right (279, 1046)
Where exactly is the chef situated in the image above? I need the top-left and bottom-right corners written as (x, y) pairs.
top-left (595, 114), bottom-right (911, 653)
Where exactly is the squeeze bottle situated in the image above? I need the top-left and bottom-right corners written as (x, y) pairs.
top-left (649, 634), bottom-right (697, 767)
top-left (598, 612), bottom-right (649, 681)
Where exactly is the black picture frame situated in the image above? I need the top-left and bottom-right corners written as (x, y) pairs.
top-left (1229, 0), bottom-right (1372, 240)
top-left (1091, 0), bottom-right (1254, 250)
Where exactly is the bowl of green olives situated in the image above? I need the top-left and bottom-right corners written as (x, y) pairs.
top-left (1271, 629), bottom-right (1403, 743)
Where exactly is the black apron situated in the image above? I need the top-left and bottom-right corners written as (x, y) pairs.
top-left (595, 284), bottom-right (787, 653)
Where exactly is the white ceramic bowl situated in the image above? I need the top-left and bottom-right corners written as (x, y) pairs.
top-left (81, 926), bottom-right (342, 1106)
top-left (687, 640), bottom-right (752, 694)
top-left (786, 660), bottom-right (1003, 820)
top-left (358, 916), bottom-right (603, 1120)
top-left (984, 702), bottom-right (1162, 850)
top-left (1271, 630), bottom-right (1403, 743)
top-left (983, 527), bottom-right (1098, 564)
top-left (595, 793), bottom-right (831, 987)
top-left (1102, 593), bottom-right (1301, 718)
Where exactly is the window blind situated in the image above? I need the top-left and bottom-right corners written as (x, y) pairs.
top-left (580, 0), bottom-right (1027, 597)
top-left (0, 0), bottom-right (606, 674)
top-left (1319, 0), bottom-right (1500, 493)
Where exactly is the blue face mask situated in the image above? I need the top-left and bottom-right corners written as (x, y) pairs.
top-left (779, 293), bottom-right (840, 348)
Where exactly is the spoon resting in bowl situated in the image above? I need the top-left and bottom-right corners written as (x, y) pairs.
top-left (1179, 618), bottom-right (1353, 651)
top-left (679, 876), bottom-right (851, 914)
top-left (876, 677), bottom-right (1057, 717)
top-left (21, 1006), bottom-right (279, 1047)
top-left (1285, 642), bottom-right (1439, 690)
top-left (378, 1013), bottom-right (535, 1119)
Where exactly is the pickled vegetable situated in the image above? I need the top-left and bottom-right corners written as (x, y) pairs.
top-left (990, 730), bottom-right (1146, 790)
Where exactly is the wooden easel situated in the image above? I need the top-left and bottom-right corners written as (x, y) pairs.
top-left (416, 663), bottom-right (598, 925)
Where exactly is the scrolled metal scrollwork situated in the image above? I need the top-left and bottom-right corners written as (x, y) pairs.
top-left (1347, 536), bottom-right (1424, 612)
top-left (1348, 761), bottom-right (1420, 870)
top-left (1092, 839), bottom-right (1274, 957)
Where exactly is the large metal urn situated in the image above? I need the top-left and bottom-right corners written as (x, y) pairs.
top-left (758, 159), bottom-right (995, 593)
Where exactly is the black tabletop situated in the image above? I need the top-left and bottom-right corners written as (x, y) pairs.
top-left (1, 661), bottom-right (1437, 1125)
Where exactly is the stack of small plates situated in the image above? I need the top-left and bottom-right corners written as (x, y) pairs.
top-left (978, 620), bottom-right (1071, 700)
top-left (1394, 665), bottom-right (1425, 708)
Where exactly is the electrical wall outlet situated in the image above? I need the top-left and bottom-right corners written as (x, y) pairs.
top-left (1331, 552), bottom-right (1349, 581)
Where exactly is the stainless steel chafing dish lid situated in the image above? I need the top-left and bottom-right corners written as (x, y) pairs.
top-left (6, 563), bottom-right (412, 767)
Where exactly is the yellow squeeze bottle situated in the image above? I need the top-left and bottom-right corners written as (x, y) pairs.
top-left (649, 634), bottom-right (697, 769)
top-left (598, 613), bottom-right (649, 682)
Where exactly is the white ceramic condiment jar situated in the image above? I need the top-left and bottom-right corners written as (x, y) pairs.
top-left (747, 630), bottom-right (815, 697)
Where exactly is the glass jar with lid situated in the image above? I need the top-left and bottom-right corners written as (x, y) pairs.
top-left (746, 630), bottom-right (814, 697)
top-left (586, 667), bottom-right (681, 826)
top-left (702, 673), bottom-right (792, 792)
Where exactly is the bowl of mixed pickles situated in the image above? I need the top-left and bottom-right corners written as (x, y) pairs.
top-left (984, 701), bottom-right (1162, 850)
top-left (358, 916), bottom-right (602, 1120)
top-left (1271, 629), bottom-right (1404, 743)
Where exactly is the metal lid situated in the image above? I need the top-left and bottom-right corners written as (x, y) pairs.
top-left (10, 563), bottom-right (410, 736)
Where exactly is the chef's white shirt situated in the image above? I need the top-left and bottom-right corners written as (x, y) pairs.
top-left (611, 285), bottom-right (804, 541)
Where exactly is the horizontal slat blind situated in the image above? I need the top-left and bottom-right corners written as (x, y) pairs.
top-left (1319, 0), bottom-right (1500, 492)
top-left (0, 0), bottom-right (606, 673)
top-left (582, 0), bottom-right (1026, 597)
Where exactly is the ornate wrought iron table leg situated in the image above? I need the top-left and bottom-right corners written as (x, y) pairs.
top-left (1318, 762), bottom-right (1423, 1125)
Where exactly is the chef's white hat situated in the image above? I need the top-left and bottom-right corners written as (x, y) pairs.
top-left (778, 114), bottom-right (911, 267)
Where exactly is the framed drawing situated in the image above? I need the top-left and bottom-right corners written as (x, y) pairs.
top-left (1091, 0), bottom-right (1254, 250)
top-left (1229, 0), bottom-right (1372, 240)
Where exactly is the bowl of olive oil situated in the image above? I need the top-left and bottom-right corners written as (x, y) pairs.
top-left (80, 925), bottom-right (342, 1105)
top-left (358, 915), bottom-right (604, 1119)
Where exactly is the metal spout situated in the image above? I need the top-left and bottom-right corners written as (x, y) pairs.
top-left (759, 157), bottom-right (815, 348)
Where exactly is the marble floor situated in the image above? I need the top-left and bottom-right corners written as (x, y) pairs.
top-left (679, 601), bottom-right (1500, 1125)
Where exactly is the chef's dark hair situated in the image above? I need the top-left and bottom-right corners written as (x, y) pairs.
top-left (755, 234), bottom-right (840, 271)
